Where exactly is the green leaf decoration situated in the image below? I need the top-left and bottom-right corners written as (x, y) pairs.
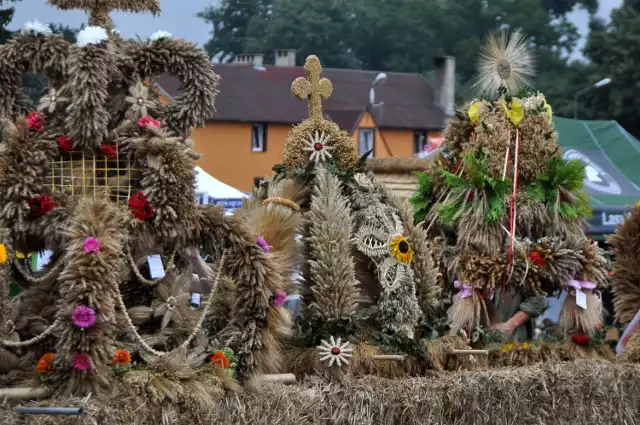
top-left (356, 149), bottom-right (373, 169)
top-left (409, 171), bottom-right (432, 223)
top-left (437, 152), bottom-right (510, 225)
top-left (528, 156), bottom-right (591, 220)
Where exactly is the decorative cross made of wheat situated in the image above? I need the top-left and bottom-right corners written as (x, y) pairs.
top-left (47, 0), bottom-right (160, 29)
top-left (291, 55), bottom-right (333, 121)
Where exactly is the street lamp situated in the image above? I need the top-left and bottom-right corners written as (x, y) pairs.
top-left (369, 72), bottom-right (387, 106)
top-left (574, 77), bottom-right (612, 119)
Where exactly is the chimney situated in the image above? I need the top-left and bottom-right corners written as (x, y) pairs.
top-left (433, 56), bottom-right (456, 117)
top-left (275, 49), bottom-right (296, 67)
top-left (234, 53), bottom-right (264, 66)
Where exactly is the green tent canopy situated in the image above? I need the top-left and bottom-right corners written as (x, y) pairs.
top-left (553, 117), bottom-right (640, 237)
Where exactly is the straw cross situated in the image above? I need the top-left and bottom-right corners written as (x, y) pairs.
top-left (291, 55), bottom-right (333, 121)
top-left (47, 0), bottom-right (160, 30)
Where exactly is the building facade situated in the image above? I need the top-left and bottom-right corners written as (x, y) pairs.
top-left (158, 50), bottom-right (454, 193)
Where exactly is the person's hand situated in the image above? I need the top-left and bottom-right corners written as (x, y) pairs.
top-left (491, 321), bottom-right (515, 335)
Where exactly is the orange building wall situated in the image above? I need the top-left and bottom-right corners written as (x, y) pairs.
top-left (187, 113), bottom-right (442, 193)
top-left (192, 122), bottom-right (292, 193)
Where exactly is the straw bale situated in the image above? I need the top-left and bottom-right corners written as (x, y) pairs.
top-left (1, 361), bottom-right (638, 425)
top-left (366, 157), bottom-right (432, 174)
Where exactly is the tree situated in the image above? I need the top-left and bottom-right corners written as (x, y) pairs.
top-left (243, 0), bottom-right (358, 68)
top-left (198, 0), bottom-right (272, 61)
top-left (584, 1), bottom-right (640, 136)
top-left (0, 0), bottom-right (20, 44)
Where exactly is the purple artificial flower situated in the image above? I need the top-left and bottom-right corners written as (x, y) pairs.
top-left (83, 237), bottom-right (101, 253)
top-left (273, 290), bottom-right (287, 307)
top-left (72, 353), bottom-right (91, 371)
top-left (71, 305), bottom-right (96, 328)
top-left (256, 236), bottom-right (270, 253)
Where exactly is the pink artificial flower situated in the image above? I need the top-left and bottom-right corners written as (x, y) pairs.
top-left (72, 353), bottom-right (91, 371)
top-left (256, 236), bottom-right (270, 253)
top-left (71, 305), bottom-right (96, 328)
top-left (83, 237), bottom-right (101, 253)
top-left (137, 116), bottom-right (161, 129)
top-left (273, 290), bottom-right (286, 307)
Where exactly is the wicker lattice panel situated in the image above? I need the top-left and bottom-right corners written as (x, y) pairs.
top-left (44, 147), bottom-right (141, 204)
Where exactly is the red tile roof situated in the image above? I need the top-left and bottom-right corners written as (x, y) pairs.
top-left (157, 64), bottom-right (446, 131)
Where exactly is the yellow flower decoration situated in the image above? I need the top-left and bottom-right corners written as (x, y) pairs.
top-left (468, 101), bottom-right (482, 125)
top-left (542, 100), bottom-right (553, 123)
top-left (389, 234), bottom-right (414, 264)
top-left (15, 251), bottom-right (25, 260)
top-left (0, 244), bottom-right (6, 265)
top-left (500, 99), bottom-right (524, 127)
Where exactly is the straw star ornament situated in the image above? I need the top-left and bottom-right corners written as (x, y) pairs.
top-left (303, 131), bottom-right (333, 163)
top-left (473, 29), bottom-right (535, 95)
top-left (317, 336), bottom-right (353, 367)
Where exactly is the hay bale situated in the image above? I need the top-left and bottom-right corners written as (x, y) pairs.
top-left (1, 362), bottom-right (638, 425)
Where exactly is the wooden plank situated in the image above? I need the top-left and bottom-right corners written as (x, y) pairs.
top-left (0, 387), bottom-right (51, 401)
top-left (450, 349), bottom-right (489, 355)
top-left (260, 373), bottom-right (297, 384)
top-left (370, 355), bottom-right (405, 361)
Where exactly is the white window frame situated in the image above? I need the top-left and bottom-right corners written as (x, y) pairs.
top-left (252, 123), bottom-right (266, 152)
top-left (358, 128), bottom-right (375, 157)
top-left (413, 130), bottom-right (427, 154)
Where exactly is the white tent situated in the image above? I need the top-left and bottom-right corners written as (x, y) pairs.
top-left (195, 166), bottom-right (248, 210)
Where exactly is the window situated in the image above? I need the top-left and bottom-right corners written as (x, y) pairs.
top-left (358, 128), bottom-right (375, 157)
top-left (413, 130), bottom-right (427, 154)
top-left (252, 123), bottom-right (267, 152)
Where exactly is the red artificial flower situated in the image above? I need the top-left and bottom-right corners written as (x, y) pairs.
top-left (128, 192), bottom-right (154, 221)
top-left (57, 136), bottom-right (74, 152)
top-left (99, 144), bottom-right (117, 159)
top-left (528, 251), bottom-right (547, 267)
top-left (466, 191), bottom-right (475, 202)
top-left (137, 116), bottom-right (161, 129)
top-left (570, 333), bottom-right (590, 346)
top-left (28, 194), bottom-right (55, 218)
top-left (210, 351), bottom-right (230, 369)
top-left (25, 112), bottom-right (44, 132)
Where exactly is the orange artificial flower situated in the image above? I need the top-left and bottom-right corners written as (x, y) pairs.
top-left (210, 351), bottom-right (230, 369)
top-left (0, 244), bottom-right (6, 264)
top-left (36, 352), bottom-right (55, 373)
top-left (112, 349), bottom-right (132, 366)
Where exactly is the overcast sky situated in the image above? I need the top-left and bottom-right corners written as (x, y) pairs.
top-left (8, 0), bottom-right (622, 60)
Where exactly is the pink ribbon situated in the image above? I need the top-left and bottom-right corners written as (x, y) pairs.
top-left (454, 281), bottom-right (494, 300)
top-left (454, 281), bottom-right (473, 299)
top-left (568, 279), bottom-right (596, 292)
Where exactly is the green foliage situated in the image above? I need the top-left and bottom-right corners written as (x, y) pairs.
top-left (369, 329), bottom-right (429, 361)
top-left (0, 0), bottom-right (19, 44)
top-left (528, 156), bottom-right (591, 220)
top-left (583, 2), bottom-right (640, 137)
top-left (409, 171), bottom-right (432, 224)
top-left (438, 153), bottom-right (510, 225)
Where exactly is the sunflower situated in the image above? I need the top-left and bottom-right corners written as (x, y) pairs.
top-left (389, 234), bottom-right (414, 264)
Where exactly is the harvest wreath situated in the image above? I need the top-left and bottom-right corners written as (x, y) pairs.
top-left (0, 0), bottom-right (292, 414)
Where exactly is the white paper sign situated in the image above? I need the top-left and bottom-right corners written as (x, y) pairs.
top-left (576, 290), bottom-right (587, 310)
top-left (147, 255), bottom-right (165, 279)
top-left (190, 293), bottom-right (201, 307)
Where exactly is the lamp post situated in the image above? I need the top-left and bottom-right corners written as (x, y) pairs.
top-left (573, 77), bottom-right (611, 119)
top-left (369, 72), bottom-right (387, 107)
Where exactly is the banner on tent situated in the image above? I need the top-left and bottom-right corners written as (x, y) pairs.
top-left (197, 194), bottom-right (243, 209)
